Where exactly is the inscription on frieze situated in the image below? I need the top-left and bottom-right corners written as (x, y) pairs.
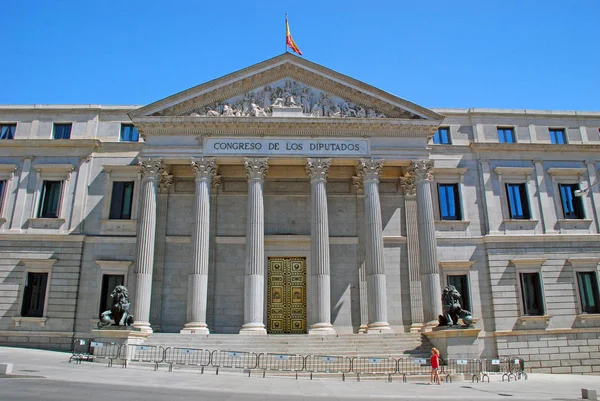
top-left (205, 138), bottom-right (369, 157)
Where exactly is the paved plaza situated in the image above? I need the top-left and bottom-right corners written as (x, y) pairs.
top-left (0, 346), bottom-right (598, 401)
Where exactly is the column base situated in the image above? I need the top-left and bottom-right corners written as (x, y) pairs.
top-left (421, 320), bottom-right (439, 333)
top-left (358, 324), bottom-right (369, 334)
top-left (132, 321), bottom-right (153, 333)
top-left (309, 323), bottom-right (337, 335)
top-left (239, 323), bottom-right (267, 335)
top-left (367, 322), bottom-right (393, 334)
top-left (410, 323), bottom-right (424, 333)
top-left (180, 322), bottom-right (210, 335)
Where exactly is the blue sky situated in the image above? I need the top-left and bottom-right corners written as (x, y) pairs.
top-left (2, 1), bottom-right (598, 110)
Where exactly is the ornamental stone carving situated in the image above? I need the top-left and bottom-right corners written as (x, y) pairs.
top-left (306, 158), bottom-right (331, 183)
top-left (244, 158), bottom-right (269, 181)
top-left (191, 157), bottom-right (217, 181)
top-left (357, 159), bottom-right (384, 182)
top-left (188, 79), bottom-right (387, 119)
top-left (399, 176), bottom-right (416, 196)
top-left (408, 160), bottom-right (434, 182)
top-left (158, 174), bottom-right (174, 194)
top-left (139, 158), bottom-right (167, 181)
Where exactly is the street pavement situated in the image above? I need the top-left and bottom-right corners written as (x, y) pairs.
top-left (1, 346), bottom-right (599, 401)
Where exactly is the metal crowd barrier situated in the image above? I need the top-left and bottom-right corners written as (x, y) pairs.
top-left (90, 340), bottom-right (120, 367)
top-left (396, 358), bottom-right (430, 382)
top-left (304, 354), bottom-right (352, 381)
top-left (504, 357), bottom-right (527, 382)
top-left (480, 358), bottom-right (509, 382)
top-left (210, 350), bottom-right (259, 377)
top-left (441, 359), bottom-right (481, 383)
top-left (119, 344), bottom-right (165, 370)
top-left (164, 347), bottom-right (212, 373)
top-left (351, 357), bottom-right (397, 382)
top-left (69, 338), bottom-right (92, 364)
top-left (258, 353), bottom-right (305, 379)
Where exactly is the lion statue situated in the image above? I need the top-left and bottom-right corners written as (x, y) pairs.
top-left (438, 285), bottom-right (473, 327)
top-left (99, 285), bottom-right (134, 327)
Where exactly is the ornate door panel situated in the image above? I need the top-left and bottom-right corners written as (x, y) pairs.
top-left (267, 257), bottom-right (306, 334)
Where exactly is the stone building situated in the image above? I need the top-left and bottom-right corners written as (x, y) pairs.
top-left (0, 54), bottom-right (599, 373)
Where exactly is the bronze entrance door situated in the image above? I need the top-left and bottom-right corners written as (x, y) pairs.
top-left (267, 257), bottom-right (307, 334)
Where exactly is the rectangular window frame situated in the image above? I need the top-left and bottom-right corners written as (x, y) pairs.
top-left (14, 259), bottom-right (56, 325)
top-left (94, 260), bottom-right (131, 326)
top-left (433, 127), bottom-right (451, 145)
top-left (558, 183), bottom-right (585, 219)
top-left (108, 181), bottom-right (135, 220)
top-left (497, 127), bottom-right (516, 144)
top-left (576, 271), bottom-right (600, 314)
top-left (437, 183), bottom-right (462, 221)
top-left (37, 181), bottom-right (63, 218)
top-left (505, 183), bottom-right (531, 220)
top-left (549, 128), bottom-right (567, 144)
top-left (547, 168), bottom-right (590, 228)
top-left (53, 123), bottom-right (72, 140)
top-left (0, 123), bottom-right (17, 140)
top-left (101, 166), bottom-right (142, 235)
top-left (512, 259), bottom-right (547, 320)
top-left (519, 272), bottom-right (545, 316)
top-left (570, 259), bottom-right (600, 316)
top-left (29, 164), bottom-right (75, 229)
top-left (119, 124), bottom-right (140, 142)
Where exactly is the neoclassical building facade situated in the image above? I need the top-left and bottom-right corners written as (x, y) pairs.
top-left (1, 54), bottom-right (599, 371)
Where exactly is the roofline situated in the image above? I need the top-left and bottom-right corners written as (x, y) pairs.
top-left (433, 108), bottom-right (600, 118)
top-left (0, 105), bottom-right (140, 111)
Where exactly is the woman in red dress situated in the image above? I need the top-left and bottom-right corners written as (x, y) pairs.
top-left (430, 347), bottom-right (441, 385)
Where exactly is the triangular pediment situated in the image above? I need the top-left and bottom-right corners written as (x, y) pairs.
top-left (130, 53), bottom-right (443, 122)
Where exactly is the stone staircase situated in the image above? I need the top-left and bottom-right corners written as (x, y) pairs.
top-left (144, 332), bottom-right (433, 358)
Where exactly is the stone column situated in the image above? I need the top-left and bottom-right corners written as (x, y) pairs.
top-left (150, 172), bottom-right (173, 332)
top-left (240, 158), bottom-right (268, 335)
top-left (182, 158), bottom-right (217, 334)
top-left (400, 175), bottom-right (424, 332)
top-left (357, 159), bottom-right (392, 333)
top-left (409, 160), bottom-right (442, 330)
top-left (306, 158), bottom-right (336, 334)
top-left (132, 158), bottom-right (166, 333)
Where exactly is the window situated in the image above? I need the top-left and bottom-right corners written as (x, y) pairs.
top-left (0, 124), bottom-right (16, 140)
top-left (549, 128), bottom-right (566, 144)
top-left (448, 274), bottom-right (471, 311)
top-left (520, 272), bottom-right (544, 316)
top-left (506, 183), bottom-right (530, 219)
top-left (21, 272), bottom-right (48, 317)
top-left (438, 183), bottom-right (461, 220)
top-left (577, 272), bottom-right (600, 314)
top-left (433, 127), bottom-right (451, 144)
top-left (0, 180), bottom-right (5, 213)
top-left (559, 183), bottom-right (584, 219)
top-left (109, 182), bottom-right (134, 219)
top-left (497, 127), bottom-right (515, 143)
top-left (120, 124), bottom-right (139, 142)
top-left (53, 123), bottom-right (72, 139)
top-left (99, 274), bottom-right (125, 316)
top-left (38, 181), bottom-right (62, 218)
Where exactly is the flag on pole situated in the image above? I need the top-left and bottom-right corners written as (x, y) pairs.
top-left (285, 14), bottom-right (303, 56)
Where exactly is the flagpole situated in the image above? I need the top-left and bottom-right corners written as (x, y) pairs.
top-left (285, 13), bottom-right (288, 53)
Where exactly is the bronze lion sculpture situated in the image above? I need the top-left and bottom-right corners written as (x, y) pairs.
top-left (99, 285), bottom-right (134, 327)
top-left (438, 285), bottom-right (473, 327)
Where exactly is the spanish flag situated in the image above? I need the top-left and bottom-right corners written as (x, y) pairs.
top-left (285, 14), bottom-right (303, 56)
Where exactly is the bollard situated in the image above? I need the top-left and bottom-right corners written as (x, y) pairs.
top-left (582, 389), bottom-right (597, 401)
top-left (0, 363), bottom-right (13, 375)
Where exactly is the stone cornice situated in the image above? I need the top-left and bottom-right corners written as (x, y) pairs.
top-left (129, 53), bottom-right (444, 121)
top-left (0, 139), bottom-right (100, 150)
top-left (134, 118), bottom-right (439, 138)
top-left (471, 143), bottom-right (600, 153)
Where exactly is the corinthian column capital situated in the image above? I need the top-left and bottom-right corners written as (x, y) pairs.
top-left (409, 160), bottom-right (434, 182)
top-left (244, 158), bottom-right (268, 181)
top-left (158, 174), bottom-right (174, 194)
top-left (191, 157), bottom-right (217, 181)
top-left (357, 159), bottom-right (384, 182)
top-left (139, 158), bottom-right (167, 181)
top-left (399, 175), bottom-right (416, 196)
top-left (306, 158), bottom-right (331, 183)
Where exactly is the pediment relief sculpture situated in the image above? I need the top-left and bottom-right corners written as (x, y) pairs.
top-left (186, 79), bottom-right (388, 119)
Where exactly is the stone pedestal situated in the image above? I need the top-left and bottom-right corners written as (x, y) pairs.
top-left (423, 327), bottom-right (482, 360)
top-left (91, 328), bottom-right (150, 363)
